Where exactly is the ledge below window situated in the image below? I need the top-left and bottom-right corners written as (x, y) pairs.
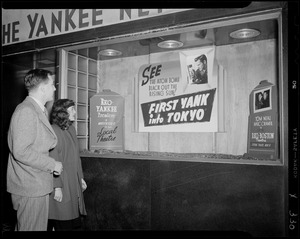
top-left (80, 150), bottom-right (283, 166)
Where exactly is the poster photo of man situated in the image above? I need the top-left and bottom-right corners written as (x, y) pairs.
top-left (187, 54), bottom-right (208, 84)
top-left (254, 88), bottom-right (271, 112)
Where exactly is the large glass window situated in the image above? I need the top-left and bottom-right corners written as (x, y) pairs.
top-left (60, 49), bottom-right (98, 150)
top-left (58, 11), bottom-right (285, 165)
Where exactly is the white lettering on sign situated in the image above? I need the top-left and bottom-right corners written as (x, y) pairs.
top-left (96, 105), bottom-right (117, 113)
top-left (96, 98), bottom-right (117, 117)
top-left (253, 115), bottom-right (273, 126)
top-left (251, 132), bottom-right (275, 142)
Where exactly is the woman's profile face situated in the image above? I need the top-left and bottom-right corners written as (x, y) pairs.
top-left (67, 106), bottom-right (76, 121)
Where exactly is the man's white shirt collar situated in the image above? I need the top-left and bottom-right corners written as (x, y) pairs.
top-left (29, 95), bottom-right (46, 112)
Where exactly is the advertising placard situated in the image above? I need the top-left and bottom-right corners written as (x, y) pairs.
top-left (89, 90), bottom-right (124, 151)
top-left (247, 80), bottom-right (278, 159)
top-left (138, 46), bottom-right (218, 132)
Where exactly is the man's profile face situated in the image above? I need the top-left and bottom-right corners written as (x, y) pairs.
top-left (263, 92), bottom-right (268, 99)
top-left (196, 60), bottom-right (204, 71)
top-left (43, 75), bottom-right (56, 102)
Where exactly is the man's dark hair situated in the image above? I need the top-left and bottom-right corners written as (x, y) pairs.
top-left (24, 68), bottom-right (53, 91)
top-left (194, 54), bottom-right (207, 63)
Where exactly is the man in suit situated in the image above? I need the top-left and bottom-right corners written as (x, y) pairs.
top-left (192, 54), bottom-right (208, 84)
top-left (262, 90), bottom-right (270, 108)
top-left (6, 69), bottom-right (63, 231)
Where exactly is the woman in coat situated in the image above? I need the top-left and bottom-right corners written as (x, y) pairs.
top-left (48, 99), bottom-right (87, 231)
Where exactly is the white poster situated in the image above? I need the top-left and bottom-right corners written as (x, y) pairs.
top-left (138, 46), bottom-right (218, 132)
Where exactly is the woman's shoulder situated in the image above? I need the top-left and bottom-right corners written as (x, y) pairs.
top-left (51, 123), bottom-right (60, 130)
top-left (51, 124), bottom-right (64, 135)
top-left (68, 125), bottom-right (77, 135)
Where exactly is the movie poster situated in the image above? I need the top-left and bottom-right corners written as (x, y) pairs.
top-left (89, 90), bottom-right (124, 151)
top-left (138, 46), bottom-right (218, 132)
top-left (247, 80), bottom-right (278, 159)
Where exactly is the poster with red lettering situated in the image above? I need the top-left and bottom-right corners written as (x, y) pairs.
top-left (138, 46), bottom-right (218, 132)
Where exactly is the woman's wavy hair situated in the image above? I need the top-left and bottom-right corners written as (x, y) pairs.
top-left (50, 99), bottom-right (75, 130)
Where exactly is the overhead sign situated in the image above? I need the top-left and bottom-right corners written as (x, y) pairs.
top-left (2, 9), bottom-right (190, 46)
top-left (138, 46), bottom-right (218, 132)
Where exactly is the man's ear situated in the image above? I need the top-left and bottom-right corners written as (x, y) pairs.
top-left (39, 83), bottom-right (46, 93)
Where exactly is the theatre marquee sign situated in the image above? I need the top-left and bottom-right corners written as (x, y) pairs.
top-left (2, 9), bottom-right (189, 46)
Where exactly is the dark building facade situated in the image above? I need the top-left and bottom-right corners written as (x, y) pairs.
top-left (1, 2), bottom-right (298, 237)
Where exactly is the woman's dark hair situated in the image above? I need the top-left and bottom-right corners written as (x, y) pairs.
top-left (50, 99), bottom-right (75, 130)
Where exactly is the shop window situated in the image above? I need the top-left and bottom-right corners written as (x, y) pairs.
top-left (59, 48), bottom-right (97, 150)
top-left (57, 10), bottom-right (285, 165)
